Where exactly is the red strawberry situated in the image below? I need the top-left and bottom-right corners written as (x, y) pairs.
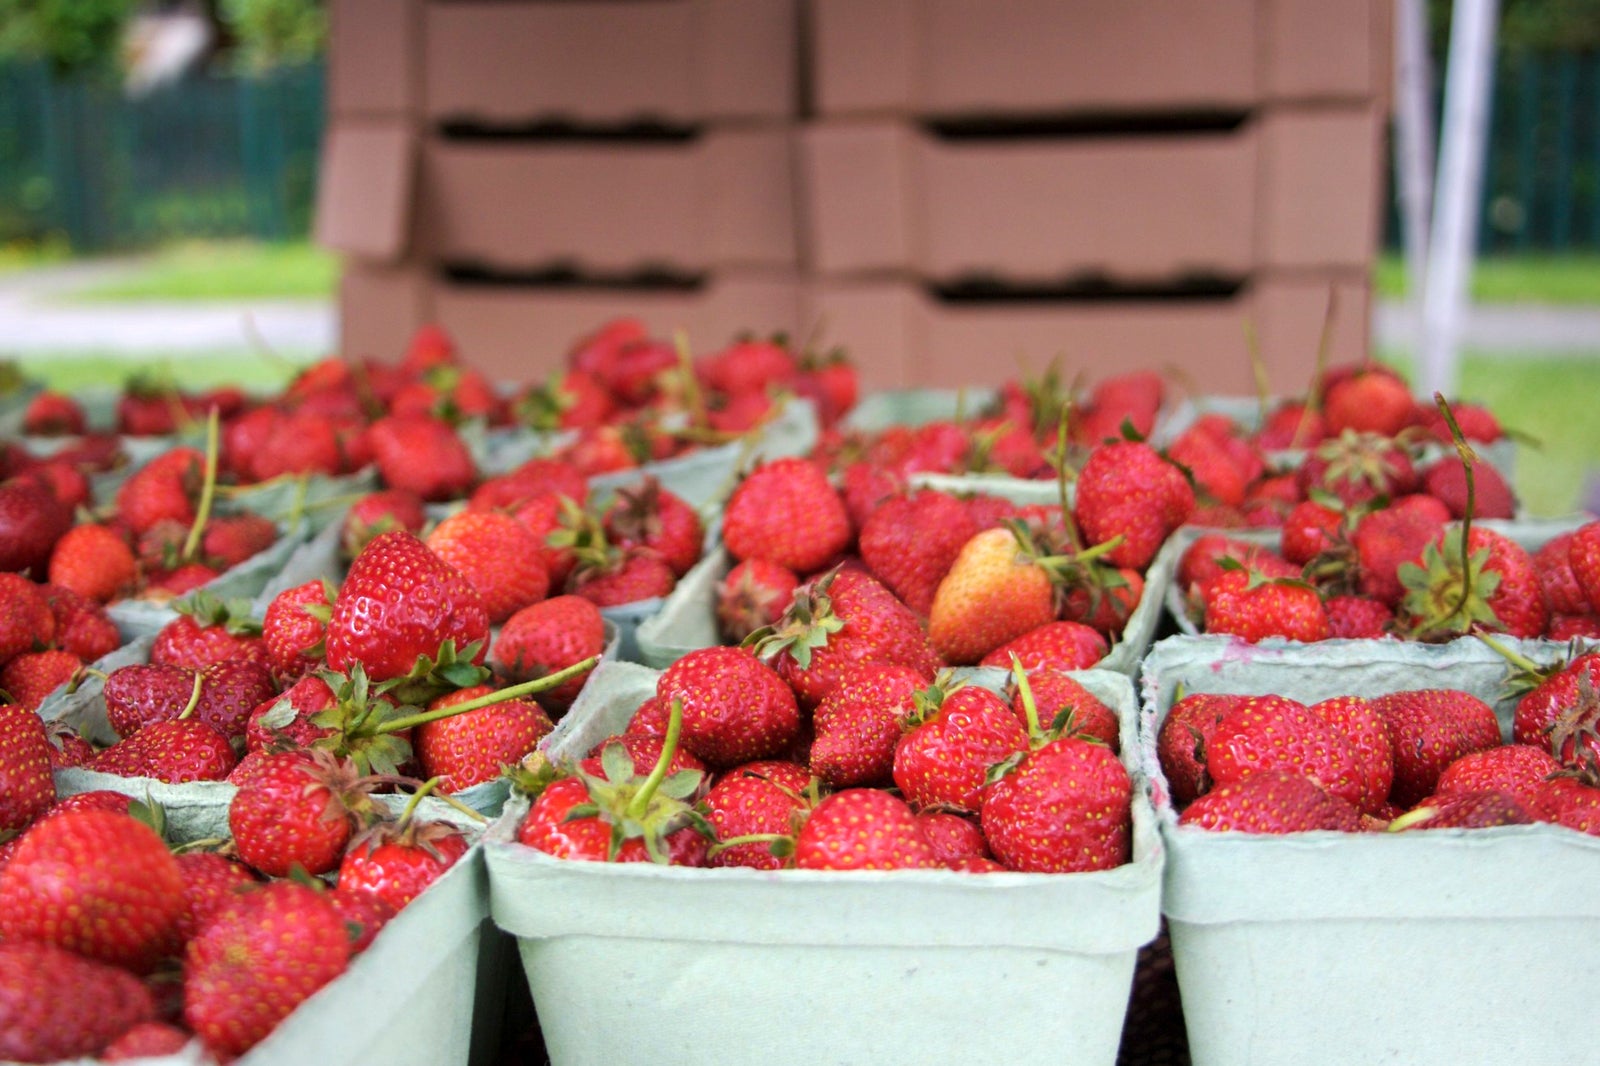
top-left (1305, 695), bottom-right (1394, 814)
top-left (1370, 689), bottom-right (1502, 807)
top-left (1200, 568), bottom-right (1330, 642)
top-left (104, 663), bottom-right (196, 738)
top-left (426, 509), bottom-right (550, 624)
top-left (657, 647), bottom-right (800, 768)
top-left (0, 809), bottom-right (183, 971)
top-left (978, 621), bottom-right (1109, 673)
top-left (1157, 693), bottom-right (1243, 806)
top-left (1322, 369), bottom-right (1415, 437)
top-left (150, 593), bottom-right (264, 670)
top-left (94, 718), bottom-right (237, 783)
top-left (492, 595), bottom-right (605, 711)
top-left (1281, 501), bottom-right (1345, 566)
top-left (1074, 441), bottom-right (1195, 570)
top-left (200, 513), bottom-right (279, 570)
top-left (1511, 652), bottom-right (1600, 750)
top-left (183, 881), bottom-right (352, 1059)
top-left (262, 579), bottom-right (332, 681)
top-left (43, 584), bottom-right (120, 662)
top-left (325, 531), bottom-right (491, 683)
top-left (1205, 695), bottom-right (1365, 808)
top-left (1424, 457), bottom-right (1515, 520)
top-left (1420, 401), bottom-right (1502, 445)
top-left (1297, 431), bottom-right (1418, 509)
top-left (244, 673), bottom-right (337, 753)
top-left (22, 391), bottom-right (86, 435)
top-left (1176, 536), bottom-right (1298, 594)
top-left (249, 409), bottom-right (343, 481)
top-left (341, 489), bottom-right (428, 559)
top-left (722, 458), bottom-right (852, 573)
top-left (894, 682), bottom-right (1029, 813)
top-left (859, 490), bottom-right (979, 616)
top-left (1570, 521), bottom-right (1600, 614)
top-left (174, 851), bottom-right (258, 944)
top-left (366, 414), bottom-right (476, 502)
top-left (570, 550), bottom-right (676, 607)
top-left (715, 558), bottom-right (800, 643)
top-left (792, 788), bottom-right (937, 871)
top-left (1352, 494), bottom-right (1451, 607)
top-left (337, 818), bottom-right (470, 911)
top-left (1179, 769), bottom-right (1361, 833)
top-left (416, 684), bottom-right (554, 792)
top-left (840, 460), bottom-right (903, 529)
top-left (704, 760), bottom-right (814, 870)
top-left (1255, 401), bottom-right (1326, 449)
top-left (579, 731), bottom-right (707, 780)
top-left (809, 663), bottom-right (928, 788)
top-left (1535, 532), bottom-right (1591, 616)
top-left (327, 887), bottom-right (396, 952)
top-left (1012, 670), bottom-right (1119, 749)
top-left (1434, 744), bottom-right (1559, 812)
top-left (603, 478), bottom-right (703, 578)
top-left (1389, 789), bottom-right (1536, 829)
top-left (228, 751), bottom-right (369, 877)
top-left (101, 1021), bottom-right (193, 1061)
top-left (115, 448), bottom-right (202, 536)
top-left (48, 523), bottom-right (137, 604)
top-left (1551, 613), bottom-right (1600, 640)
top-left (0, 941), bottom-right (158, 1064)
top-left (761, 568), bottom-right (939, 708)
top-left (1398, 525), bottom-right (1547, 640)
top-left (1536, 774), bottom-right (1600, 834)
top-left (1325, 595), bottom-right (1394, 638)
top-left (144, 561), bottom-right (220, 598)
top-left (916, 811), bottom-right (990, 864)
top-left (980, 733), bottom-right (1133, 872)
top-left (0, 572), bottom-right (55, 667)
top-left (1168, 426), bottom-right (1248, 507)
top-left (0, 478), bottom-right (72, 577)
top-left (0, 702), bottom-right (54, 835)
top-left (0, 649), bottom-right (81, 711)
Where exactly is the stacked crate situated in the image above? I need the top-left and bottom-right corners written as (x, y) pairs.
top-left (800, 0), bottom-right (1391, 391)
top-left (317, 0), bottom-right (804, 380)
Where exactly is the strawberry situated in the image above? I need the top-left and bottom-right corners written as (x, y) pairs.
top-left (1570, 520), bottom-right (1600, 614)
top-left (0, 809), bottom-right (183, 971)
top-left (183, 881), bottom-right (352, 1059)
top-left (657, 647), bottom-right (800, 768)
top-left (0, 702), bottom-right (53, 835)
top-left (978, 621), bottom-right (1109, 673)
top-left (492, 595), bottom-right (605, 711)
top-left (1370, 689), bottom-right (1502, 807)
top-left (199, 512), bottom-right (279, 570)
top-left (894, 681), bottom-right (1028, 813)
top-left (1179, 769), bottom-right (1360, 833)
top-left (1167, 425), bottom-right (1248, 507)
top-left (916, 811), bottom-right (990, 864)
top-left (338, 817), bottom-right (470, 911)
top-left (114, 447), bottom-right (202, 535)
top-left (262, 579), bottom-right (333, 681)
top-left (603, 478), bottom-right (703, 578)
top-left (327, 887), bottom-right (396, 952)
top-left (760, 568), bottom-right (939, 708)
top-left (104, 662), bottom-right (196, 738)
top-left (1322, 369), bottom-right (1415, 437)
top-left (150, 592), bottom-right (264, 670)
top-left (1305, 695), bottom-right (1393, 814)
top-left (1511, 651), bottom-right (1600, 750)
top-left (1551, 613), bottom-right (1600, 640)
top-left (0, 478), bottom-right (72, 577)
top-left (0, 649), bottom-right (81, 711)
top-left (1281, 500), bottom-right (1345, 566)
top-left (1419, 401), bottom-right (1503, 444)
top-left (809, 663), bottom-right (927, 788)
top-left (515, 369), bottom-right (615, 431)
top-left (21, 390), bottom-right (86, 435)
top-left (1434, 744), bottom-right (1559, 811)
top-left (0, 572), bottom-right (55, 667)
top-left (48, 523), bottom-right (136, 603)
top-left (1011, 670), bottom-right (1119, 749)
top-left (94, 718), bottom-right (237, 783)
top-left (426, 509), bottom-right (550, 624)
top-left (144, 561), bottom-right (220, 598)
top-left (716, 558), bottom-right (800, 643)
top-left (980, 732), bottom-right (1132, 872)
top-left (928, 527), bottom-right (1056, 665)
top-left (244, 673), bottom-right (337, 752)
top-left (341, 489), bottom-right (428, 559)
top-left (1398, 525), bottom-right (1547, 640)
top-left (324, 530), bottom-right (491, 684)
top-left (1157, 692), bottom-right (1242, 806)
top-left (704, 761), bottom-right (814, 870)
top-left (249, 409), bottom-right (343, 481)
top-left (1205, 695), bottom-right (1365, 808)
top-left (1296, 431), bottom-right (1418, 509)
top-left (579, 731), bottom-right (707, 780)
top-left (1535, 532), bottom-right (1591, 616)
top-left (1074, 440), bottom-right (1195, 570)
top-left (45, 725), bottom-right (95, 769)
top-left (1424, 456), bottom-right (1515, 520)
top-left (570, 549), bottom-right (676, 607)
top-left (858, 490), bottom-right (979, 616)
top-left (722, 457), bottom-right (852, 573)
top-left (1352, 494), bottom-right (1451, 607)
top-left (625, 697), bottom-right (671, 737)
top-left (366, 414), bottom-right (476, 502)
top-left (174, 851), bottom-right (258, 944)
top-left (43, 789), bottom-right (133, 818)
top-left (508, 491), bottom-right (581, 589)
top-left (100, 1021), bottom-right (193, 1061)
top-left (792, 788), bottom-right (937, 871)
top-left (228, 751), bottom-right (370, 877)
top-left (1536, 774), bottom-right (1600, 834)
top-left (1325, 594), bottom-right (1394, 638)
top-left (0, 941), bottom-right (158, 1064)
top-left (1200, 567), bottom-right (1330, 643)
top-left (416, 684), bottom-right (554, 791)
top-left (472, 457), bottom-right (589, 513)
top-left (1389, 789), bottom-right (1536, 829)
top-left (840, 460), bottom-right (904, 529)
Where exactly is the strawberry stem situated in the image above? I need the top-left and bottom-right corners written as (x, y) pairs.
top-left (1244, 317), bottom-right (1270, 429)
top-left (674, 330), bottom-right (709, 432)
top-left (706, 831), bottom-right (784, 858)
top-left (398, 776), bottom-right (440, 823)
top-left (177, 670), bottom-right (204, 720)
top-left (1010, 655), bottom-right (1043, 740)
top-left (1475, 632), bottom-right (1541, 674)
top-left (626, 698), bottom-right (683, 820)
top-left (1434, 392), bottom-right (1478, 621)
top-left (373, 656), bottom-right (600, 734)
top-left (1054, 404), bottom-right (1084, 551)
top-left (180, 406), bottom-right (221, 564)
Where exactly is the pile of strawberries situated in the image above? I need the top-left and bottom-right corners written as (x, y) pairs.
top-left (1160, 650), bottom-right (1600, 834)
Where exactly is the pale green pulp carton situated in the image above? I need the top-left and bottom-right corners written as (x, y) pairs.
top-left (1163, 516), bottom-right (1592, 636)
top-left (483, 660), bottom-right (1162, 1066)
top-left (1138, 634), bottom-right (1600, 1066)
top-left (40, 774), bottom-right (501, 1066)
top-left (634, 474), bottom-right (1176, 678)
top-left (840, 387), bottom-right (1000, 432)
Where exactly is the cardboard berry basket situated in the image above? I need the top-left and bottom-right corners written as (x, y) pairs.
top-left (1138, 633), bottom-right (1600, 1066)
top-left (633, 474), bottom-right (1177, 677)
top-left (839, 386), bottom-right (1000, 433)
top-left (483, 659), bottom-right (1162, 1066)
top-left (1161, 515), bottom-right (1592, 636)
top-left (45, 772), bottom-right (504, 1066)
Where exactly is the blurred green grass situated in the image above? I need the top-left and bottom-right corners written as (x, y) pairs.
top-left (1376, 252), bottom-right (1600, 305)
top-left (64, 241), bottom-right (337, 302)
top-left (17, 350), bottom-right (315, 395)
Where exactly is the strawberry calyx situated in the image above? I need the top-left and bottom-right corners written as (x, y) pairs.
top-left (559, 698), bottom-right (714, 863)
top-left (1312, 429), bottom-right (1412, 497)
top-left (173, 590), bottom-right (264, 637)
top-left (1476, 632), bottom-right (1579, 698)
top-left (1003, 655), bottom-right (1114, 755)
top-left (749, 570), bottom-right (847, 670)
top-left (347, 778), bottom-right (476, 864)
top-left (372, 639), bottom-right (493, 707)
top-left (1213, 555), bottom-right (1319, 594)
top-left (902, 673), bottom-right (965, 730)
top-left (603, 476), bottom-right (667, 545)
top-left (372, 656), bottom-right (601, 736)
top-left (1546, 669), bottom-right (1600, 777)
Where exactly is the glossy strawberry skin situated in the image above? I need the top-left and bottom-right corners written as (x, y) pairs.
top-left (1434, 744), bottom-right (1559, 813)
top-left (325, 531), bottom-right (491, 682)
top-left (604, 479), bottom-right (703, 578)
top-left (519, 776), bottom-right (708, 865)
top-left (1201, 570), bottom-right (1330, 643)
top-left (365, 414), bottom-right (476, 502)
top-left (1306, 695), bottom-right (1394, 814)
top-left (0, 649), bottom-right (81, 712)
top-left (980, 736), bottom-right (1133, 873)
top-left (262, 580), bottom-right (330, 681)
top-left (722, 458), bottom-right (852, 574)
top-left (0, 572), bottom-right (55, 667)
top-left (792, 789), bottom-right (938, 871)
top-left (174, 851), bottom-right (259, 944)
top-left (0, 702), bottom-right (55, 835)
top-left (492, 595), bottom-right (605, 711)
top-left (979, 622), bottom-right (1109, 673)
top-left (0, 941), bottom-right (158, 1064)
top-left (859, 490), bottom-right (979, 617)
top-left (1513, 653), bottom-right (1600, 750)
top-left (1156, 693), bottom-right (1242, 807)
top-left (704, 761), bottom-right (812, 870)
top-left (417, 685), bottom-right (554, 792)
top-left (1013, 670), bottom-right (1119, 749)
top-left (1180, 770), bottom-right (1361, 833)
top-left (228, 753), bottom-right (356, 877)
top-left (1569, 521), bottom-right (1600, 614)
top-left (337, 828), bottom-right (470, 911)
top-left (1074, 441), bottom-right (1195, 571)
top-left (716, 558), bottom-right (800, 644)
top-left (1371, 689), bottom-right (1503, 808)
top-left (809, 663), bottom-right (927, 788)
top-left (103, 662), bottom-right (199, 739)
top-left (894, 686), bottom-right (1028, 814)
top-left (95, 718), bottom-right (237, 783)
top-left (773, 570), bottom-right (940, 708)
top-left (426, 510), bottom-right (550, 624)
top-left (1206, 696), bottom-right (1365, 808)
top-left (657, 647), bottom-right (801, 769)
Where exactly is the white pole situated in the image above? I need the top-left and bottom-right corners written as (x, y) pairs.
top-left (1421, 0), bottom-right (1500, 398)
top-left (1393, 0), bottom-right (1436, 304)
